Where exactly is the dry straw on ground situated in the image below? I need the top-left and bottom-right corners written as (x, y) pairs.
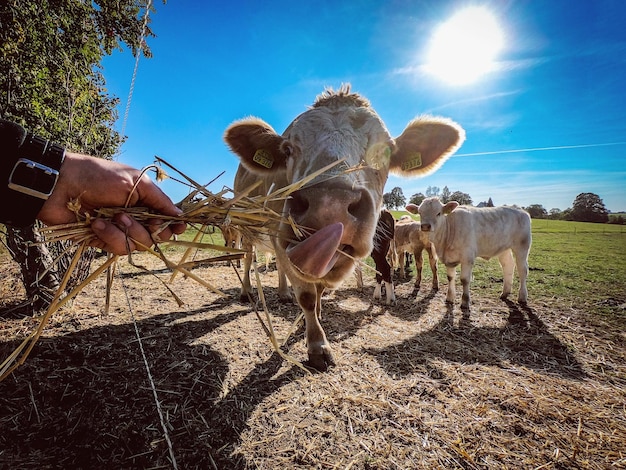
top-left (1, 159), bottom-right (624, 469)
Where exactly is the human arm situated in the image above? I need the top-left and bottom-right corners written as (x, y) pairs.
top-left (1, 119), bottom-right (186, 255)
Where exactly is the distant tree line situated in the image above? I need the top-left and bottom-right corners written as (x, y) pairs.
top-left (382, 186), bottom-right (622, 225)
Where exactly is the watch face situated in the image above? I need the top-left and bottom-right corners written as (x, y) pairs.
top-left (8, 159), bottom-right (58, 199)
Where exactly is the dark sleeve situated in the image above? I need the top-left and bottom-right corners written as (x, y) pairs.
top-left (0, 119), bottom-right (47, 227)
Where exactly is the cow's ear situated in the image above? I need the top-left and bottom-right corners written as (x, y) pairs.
top-left (389, 116), bottom-right (465, 177)
top-left (405, 204), bottom-right (419, 214)
top-left (224, 117), bottom-right (289, 173)
top-left (443, 201), bottom-right (459, 214)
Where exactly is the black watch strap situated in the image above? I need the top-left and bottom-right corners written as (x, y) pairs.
top-left (1, 122), bottom-right (66, 227)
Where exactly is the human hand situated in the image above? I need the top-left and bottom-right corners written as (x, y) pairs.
top-left (37, 152), bottom-right (186, 255)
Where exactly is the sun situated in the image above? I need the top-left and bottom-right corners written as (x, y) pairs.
top-left (425, 7), bottom-right (504, 85)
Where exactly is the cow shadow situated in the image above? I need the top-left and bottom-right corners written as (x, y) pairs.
top-left (0, 305), bottom-right (304, 469)
top-left (365, 299), bottom-right (586, 381)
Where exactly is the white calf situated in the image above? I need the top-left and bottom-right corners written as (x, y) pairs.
top-left (407, 197), bottom-right (531, 310)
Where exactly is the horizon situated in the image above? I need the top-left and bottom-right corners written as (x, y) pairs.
top-left (101, 1), bottom-right (626, 213)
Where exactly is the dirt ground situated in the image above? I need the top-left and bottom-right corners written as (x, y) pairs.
top-left (1, 252), bottom-right (625, 469)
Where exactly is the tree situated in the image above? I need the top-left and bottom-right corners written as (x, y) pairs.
top-left (525, 204), bottom-right (548, 219)
top-left (570, 193), bottom-right (609, 223)
top-left (1, 0), bottom-right (158, 312)
top-left (561, 207), bottom-right (573, 221)
top-left (409, 192), bottom-right (426, 206)
top-left (383, 187), bottom-right (406, 210)
top-left (548, 208), bottom-right (562, 220)
top-left (477, 197), bottom-right (494, 208)
top-left (449, 191), bottom-right (472, 206)
top-left (440, 186), bottom-right (451, 203)
top-left (425, 186), bottom-right (440, 198)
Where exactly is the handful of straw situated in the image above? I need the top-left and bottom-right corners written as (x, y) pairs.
top-left (1, 156), bottom-right (361, 380)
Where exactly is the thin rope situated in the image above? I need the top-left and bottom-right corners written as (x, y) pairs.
top-left (119, 0), bottom-right (153, 149)
top-left (119, 268), bottom-right (179, 469)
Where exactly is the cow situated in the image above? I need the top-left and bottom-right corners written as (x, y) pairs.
top-left (350, 209), bottom-right (395, 303)
top-left (371, 209), bottom-right (396, 304)
top-left (393, 219), bottom-right (439, 291)
top-left (232, 169), bottom-right (291, 303)
top-left (406, 197), bottom-right (531, 311)
top-left (225, 85), bottom-right (465, 370)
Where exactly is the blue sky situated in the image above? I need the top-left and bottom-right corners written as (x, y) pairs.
top-left (102, 0), bottom-right (626, 212)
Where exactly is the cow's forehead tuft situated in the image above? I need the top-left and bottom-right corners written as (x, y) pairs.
top-left (312, 85), bottom-right (371, 109)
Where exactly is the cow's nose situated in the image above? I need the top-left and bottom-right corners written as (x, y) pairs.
top-left (421, 224), bottom-right (431, 232)
top-left (288, 186), bottom-right (371, 227)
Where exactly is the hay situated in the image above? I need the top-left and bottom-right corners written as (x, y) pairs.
top-left (1, 157), bottom-right (361, 381)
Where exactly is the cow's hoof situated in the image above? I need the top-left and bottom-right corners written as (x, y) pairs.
top-left (240, 293), bottom-right (256, 303)
top-left (304, 350), bottom-right (336, 372)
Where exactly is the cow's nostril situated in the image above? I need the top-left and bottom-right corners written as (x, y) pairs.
top-left (347, 189), bottom-right (369, 220)
top-left (342, 245), bottom-right (355, 257)
top-left (289, 191), bottom-right (309, 218)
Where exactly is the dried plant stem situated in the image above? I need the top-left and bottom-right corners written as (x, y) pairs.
top-left (0, 244), bottom-right (118, 380)
top-left (251, 260), bottom-right (311, 375)
top-left (168, 224), bottom-right (209, 283)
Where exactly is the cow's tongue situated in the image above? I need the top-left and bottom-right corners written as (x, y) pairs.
top-left (287, 223), bottom-right (344, 278)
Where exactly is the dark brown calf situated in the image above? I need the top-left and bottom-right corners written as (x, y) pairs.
top-left (371, 209), bottom-right (396, 304)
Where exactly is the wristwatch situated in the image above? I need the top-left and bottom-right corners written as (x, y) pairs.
top-left (1, 120), bottom-right (66, 226)
top-left (8, 134), bottom-right (65, 199)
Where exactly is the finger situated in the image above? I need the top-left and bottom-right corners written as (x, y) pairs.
top-left (91, 218), bottom-right (137, 255)
top-left (146, 219), bottom-right (186, 241)
top-left (170, 221), bottom-right (187, 235)
top-left (113, 213), bottom-right (154, 251)
top-left (136, 177), bottom-right (184, 218)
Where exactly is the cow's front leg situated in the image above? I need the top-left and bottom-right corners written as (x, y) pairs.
top-left (427, 245), bottom-right (439, 291)
top-left (373, 281), bottom-right (383, 300)
top-left (384, 280), bottom-right (395, 305)
top-left (445, 264), bottom-right (457, 304)
top-left (275, 257), bottom-right (293, 302)
top-left (414, 249), bottom-right (423, 289)
top-left (460, 262), bottom-right (473, 310)
top-left (513, 246), bottom-right (530, 304)
top-left (498, 250), bottom-right (515, 300)
top-left (294, 283), bottom-right (335, 371)
top-left (240, 248), bottom-right (255, 302)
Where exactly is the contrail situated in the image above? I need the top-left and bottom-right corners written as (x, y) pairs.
top-left (454, 141), bottom-right (626, 157)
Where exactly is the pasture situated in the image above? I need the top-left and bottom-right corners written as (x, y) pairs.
top-left (1, 219), bottom-right (625, 468)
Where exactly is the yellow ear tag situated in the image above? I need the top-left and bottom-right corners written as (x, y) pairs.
top-left (401, 152), bottom-right (422, 171)
top-left (253, 149), bottom-right (274, 169)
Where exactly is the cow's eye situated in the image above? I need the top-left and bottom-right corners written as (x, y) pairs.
top-left (280, 141), bottom-right (294, 159)
top-left (364, 142), bottom-right (391, 170)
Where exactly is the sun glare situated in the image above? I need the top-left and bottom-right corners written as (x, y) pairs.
top-left (425, 7), bottom-right (504, 85)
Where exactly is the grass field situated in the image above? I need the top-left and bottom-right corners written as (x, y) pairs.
top-left (375, 215), bottom-right (626, 320)
top-left (3, 218), bottom-right (625, 319)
